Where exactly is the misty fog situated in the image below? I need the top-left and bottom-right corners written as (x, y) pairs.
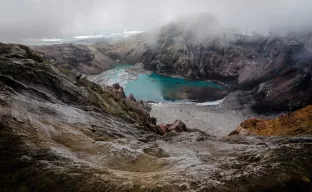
top-left (0, 0), bottom-right (312, 43)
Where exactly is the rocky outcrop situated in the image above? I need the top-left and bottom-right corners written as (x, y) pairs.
top-left (158, 120), bottom-right (188, 135)
top-left (230, 105), bottom-right (312, 136)
top-left (128, 93), bottom-right (136, 102)
top-left (32, 43), bottom-right (118, 75)
top-left (110, 83), bottom-right (126, 99)
top-left (252, 62), bottom-right (312, 112)
top-left (32, 35), bottom-right (146, 75)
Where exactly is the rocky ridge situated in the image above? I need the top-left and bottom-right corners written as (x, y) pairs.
top-left (32, 35), bottom-right (146, 75)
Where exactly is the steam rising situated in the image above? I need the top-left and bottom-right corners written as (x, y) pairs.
top-left (1, 0), bottom-right (312, 43)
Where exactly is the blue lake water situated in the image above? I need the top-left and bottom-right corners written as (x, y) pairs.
top-left (92, 65), bottom-right (224, 103)
top-left (124, 72), bottom-right (223, 102)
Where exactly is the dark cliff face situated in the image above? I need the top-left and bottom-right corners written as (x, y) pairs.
top-left (252, 62), bottom-right (312, 112)
top-left (142, 27), bottom-right (309, 84)
top-left (140, 21), bottom-right (312, 112)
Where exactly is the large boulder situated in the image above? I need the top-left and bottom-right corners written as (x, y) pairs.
top-left (158, 120), bottom-right (188, 135)
top-left (111, 83), bottom-right (126, 99)
top-left (128, 94), bottom-right (137, 102)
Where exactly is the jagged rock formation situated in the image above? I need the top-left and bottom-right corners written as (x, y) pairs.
top-left (230, 105), bottom-right (312, 136)
top-left (32, 43), bottom-right (117, 75)
top-left (1, 43), bottom-right (312, 191)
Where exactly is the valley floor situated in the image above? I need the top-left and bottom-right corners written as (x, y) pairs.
top-left (150, 90), bottom-right (274, 137)
top-left (151, 103), bottom-right (247, 136)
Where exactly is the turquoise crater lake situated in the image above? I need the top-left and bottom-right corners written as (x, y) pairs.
top-left (124, 72), bottom-right (224, 102)
top-left (92, 65), bottom-right (225, 103)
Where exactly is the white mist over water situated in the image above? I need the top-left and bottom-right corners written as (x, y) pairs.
top-left (90, 67), bottom-right (137, 87)
top-left (1, 0), bottom-right (312, 43)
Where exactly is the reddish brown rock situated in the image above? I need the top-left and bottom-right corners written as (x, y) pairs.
top-left (158, 120), bottom-right (188, 135)
top-left (230, 105), bottom-right (312, 136)
top-left (229, 126), bottom-right (252, 136)
top-left (158, 124), bottom-right (169, 135)
top-left (168, 120), bottom-right (187, 132)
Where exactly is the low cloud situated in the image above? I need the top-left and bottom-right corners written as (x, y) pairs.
top-left (1, 0), bottom-right (312, 43)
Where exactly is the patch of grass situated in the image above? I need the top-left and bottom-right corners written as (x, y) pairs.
top-left (58, 66), bottom-right (74, 77)
top-left (20, 45), bottom-right (45, 63)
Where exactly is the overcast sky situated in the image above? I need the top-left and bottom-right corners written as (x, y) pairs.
top-left (0, 0), bottom-right (312, 42)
